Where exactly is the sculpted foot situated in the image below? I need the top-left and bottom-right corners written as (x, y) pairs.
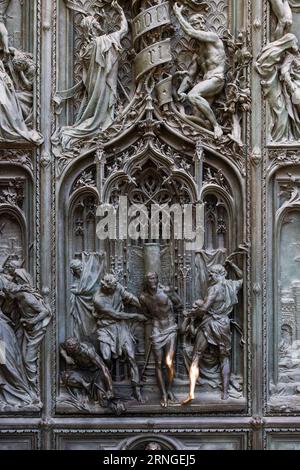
top-left (181, 394), bottom-right (194, 406)
top-left (178, 92), bottom-right (187, 103)
top-left (134, 387), bottom-right (145, 404)
top-left (160, 395), bottom-right (168, 408)
top-left (109, 399), bottom-right (126, 416)
top-left (214, 124), bottom-right (223, 140)
top-left (167, 390), bottom-right (178, 404)
top-left (221, 391), bottom-right (229, 401)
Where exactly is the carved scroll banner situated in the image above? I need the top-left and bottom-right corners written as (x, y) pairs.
top-left (156, 75), bottom-right (173, 107)
top-left (132, 2), bottom-right (171, 43)
top-left (135, 39), bottom-right (172, 81)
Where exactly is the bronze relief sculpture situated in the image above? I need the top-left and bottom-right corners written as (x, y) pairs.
top-left (0, 0), bottom-right (299, 452)
top-left (93, 273), bottom-right (146, 404)
top-left (140, 272), bottom-right (180, 407)
top-left (181, 260), bottom-right (243, 404)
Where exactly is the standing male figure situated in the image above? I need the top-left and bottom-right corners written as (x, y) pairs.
top-left (93, 274), bottom-right (146, 403)
top-left (182, 260), bottom-right (243, 405)
top-left (173, 2), bottom-right (226, 139)
top-left (140, 273), bottom-right (180, 408)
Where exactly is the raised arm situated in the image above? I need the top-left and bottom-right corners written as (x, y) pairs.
top-left (173, 3), bottom-right (217, 43)
top-left (226, 260), bottom-right (243, 280)
top-left (113, 1), bottom-right (128, 38)
top-left (163, 286), bottom-right (182, 310)
top-left (0, 0), bottom-right (10, 15)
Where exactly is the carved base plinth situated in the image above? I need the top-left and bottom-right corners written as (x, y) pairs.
top-left (56, 382), bottom-right (246, 416)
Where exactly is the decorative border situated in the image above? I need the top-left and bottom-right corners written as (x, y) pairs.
top-left (51, 0), bottom-right (58, 417)
top-left (52, 428), bottom-right (252, 451)
top-left (262, 0), bottom-right (268, 418)
top-left (0, 430), bottom-right (40, 450)
top-left (263, 0), bottom-right (300, 418)
top-left (246, 0), bottom-right (253, 418)
top-left (36, 0), bottom-right (41, 287)
top-left (263, 428), bottom-right (300, 450)
top-left (265, 148), bottom-right (300, 418)
top-left (49, 0), bottom-right (250, 420)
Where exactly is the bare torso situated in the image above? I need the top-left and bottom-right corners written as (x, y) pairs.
top-left (140, 287), bottom-right (176, 330)
top-left (197, 39), bottom-right (226, 80)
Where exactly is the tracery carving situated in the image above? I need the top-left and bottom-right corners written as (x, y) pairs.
top-left (0, 150), bottom-right (33, 172)
top-left (0, 178), bottom-right (24, 208)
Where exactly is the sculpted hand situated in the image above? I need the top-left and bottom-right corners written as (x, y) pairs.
top-left (193, 299), bottom-right (204, 308)
top-left (225, 259), bottom-right (233, 268)
top-left (178, 91), bottom-right (187, 103)
top-left (133, 314), bottom-right (147, 322)
top-left (22, 320), bottom-right (35, 331)
top-left (176, 71), bottom-right (189, 77)
top-left (182, 309), bottom-right (191, 318)
top-left (112, 0), bottom-right (122, 13)
top-left (174, 3), bottom-right (184, 17)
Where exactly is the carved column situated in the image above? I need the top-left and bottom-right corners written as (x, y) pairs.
top-left (143, 243), bottom-right (161, 276)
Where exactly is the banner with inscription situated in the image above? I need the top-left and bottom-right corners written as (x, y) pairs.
top-left (135, 39), bottom-right (172, 80)
top-left (132, 2), bottom-right (171, 43)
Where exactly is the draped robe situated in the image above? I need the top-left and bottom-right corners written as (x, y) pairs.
top-left (59, 31), bottom-right (122, 149)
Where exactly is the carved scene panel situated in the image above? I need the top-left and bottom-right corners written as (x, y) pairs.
top-left (0, 162), bottom-right (50, 413)
top-left (269, 167), bottom-right (300, 413)
top-left (55, 137), bottom-right (247, 416)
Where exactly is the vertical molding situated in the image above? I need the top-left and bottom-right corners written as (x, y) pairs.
top-left (51, 0), bottom-right (58, 426)
top-left (39, 0), bottom-right (54, 450)
top-left (261, 0), bottom-right (269, 424)
top-left (245, 0), bottom-right (253, 418)
top-left (35, 0), bottom-right (41, 286)
top-left (249, 0), bottom-right (265, 450)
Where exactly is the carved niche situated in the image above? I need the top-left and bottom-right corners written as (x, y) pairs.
top-left (0, 1), bottom-right (51, 415)
top-left (269, 169), bottom-right (300, 412)
top-left (54, 0), bottom-right (248, 413)
top-left (257, 1), bottom-right (300, 144)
